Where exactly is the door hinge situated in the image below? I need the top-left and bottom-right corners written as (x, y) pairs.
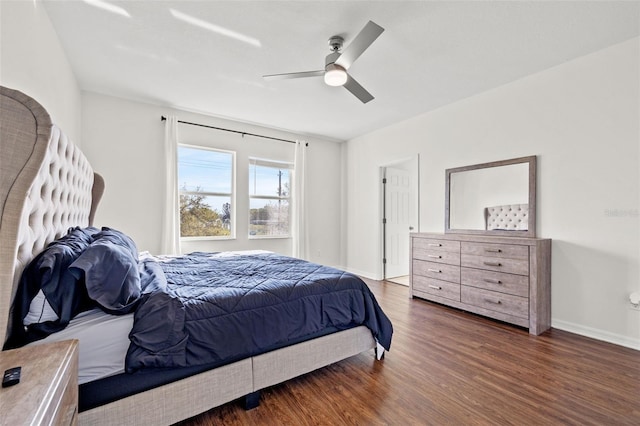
top-left (382, 178), bottom-right (387, 184)
top-left (382, 218), bottom-right (387, 224)
top-left (383, 258), bottom-right (387, 264)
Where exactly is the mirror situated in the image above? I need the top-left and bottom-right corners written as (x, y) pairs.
top-left (445, 156), bottom-right (536, 237)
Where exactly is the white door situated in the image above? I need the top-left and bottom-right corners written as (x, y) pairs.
top-left (384, 167), bottom-right (411, 279)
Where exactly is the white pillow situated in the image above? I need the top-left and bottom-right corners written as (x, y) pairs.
top-left (24, 290), bottom-right (60, 325)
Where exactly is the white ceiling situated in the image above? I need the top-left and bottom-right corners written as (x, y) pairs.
top-left (43, 1), bottom-right (640, 142)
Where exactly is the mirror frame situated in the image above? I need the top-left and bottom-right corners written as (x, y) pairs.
top-left (445, 155), bottom-right (537, 238)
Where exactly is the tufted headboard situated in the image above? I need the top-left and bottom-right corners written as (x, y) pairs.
top-left (484, 204), bottom-right (529, 231)
top-left (0, 86), bottom-right (104, 346)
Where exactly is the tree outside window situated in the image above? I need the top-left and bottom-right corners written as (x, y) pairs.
top-left (178, 145), bottom-right (234, 238)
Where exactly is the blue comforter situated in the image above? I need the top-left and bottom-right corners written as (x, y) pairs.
top-left (125, 252), bottom-right (393, 372)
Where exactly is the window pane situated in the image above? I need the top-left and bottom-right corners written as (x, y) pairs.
top-left (178, 146), bottom-right (232, 193)
top-left (249, 198), bottom-right (289, 237)
top-left (180, 194), bottom-right (232, 237)
top-left (249, 164), bottom-right (290, 198)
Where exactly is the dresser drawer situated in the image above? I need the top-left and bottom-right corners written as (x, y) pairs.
top-left (413, 237), bottom-right (460, 253)
top-left (412, 247), bottom-right (460, 265)
top-left (412, 276), bottom-right (460, 301)
top-left (461, 286), bottom-right (528, 319)
top-left (412, 259), bottom-right (460, 283)
top-left (461, 242), bottom-right (528, 260)
top-left (461, 254), bottom-right (529, 276)
top-left (461, 267), bottom-right (529, 298)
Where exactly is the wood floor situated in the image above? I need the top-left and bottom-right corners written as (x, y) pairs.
top-left (176, 279), bottom-right (640, 425)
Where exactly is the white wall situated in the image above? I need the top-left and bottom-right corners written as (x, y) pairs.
top-left (0, 0), bottom-right (82, 142)
top-left (345, 38), bottom-right (640, 349)
top-left (81, 92), bottom-right (344, 267)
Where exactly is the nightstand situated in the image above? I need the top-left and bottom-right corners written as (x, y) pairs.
top-left (0, 339), bottom-right (79, 425)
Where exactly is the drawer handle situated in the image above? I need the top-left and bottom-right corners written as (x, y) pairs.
top-left (427, 268), bottom-right (442, 273)
top-left (484, 298), bottom-right (502, 305)
top-left (428, 243), bottom-right (442, 247)
top-left (483, 261), bottom-right (502, 267)
top-left (484, 278), bottom-right (502, 284)
top-left (427, 254), bottom-right (442, 259)
top-left (485, 248), bottom-right (502, 253)
top-left (428, 285), bottom-right (442, 290)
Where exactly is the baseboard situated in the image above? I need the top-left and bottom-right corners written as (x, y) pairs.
top-left (552, 319), bottom-right (640, 351)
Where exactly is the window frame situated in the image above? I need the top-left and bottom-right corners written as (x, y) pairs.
top-left (178, 143), bottom-right (236, 241)
top-left (248, 157), bottom-right (293, 239)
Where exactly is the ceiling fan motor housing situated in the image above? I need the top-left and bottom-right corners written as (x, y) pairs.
top-left (324, 43), bottom-right (347, 86)
top-left (325, 51), bottom-right (342, 68)
top-left (328, 36), bottom-right (344, 52)
top-left (325, 36), bottom-right (343, 69)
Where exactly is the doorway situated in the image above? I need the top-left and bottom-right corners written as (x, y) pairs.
top-left (381, 156), bottom-right (419, 285)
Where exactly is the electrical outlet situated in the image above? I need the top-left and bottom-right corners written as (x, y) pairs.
top-left (629, 292), bottom-right (640, 311)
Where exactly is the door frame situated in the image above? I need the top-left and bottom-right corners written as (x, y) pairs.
top-left (379, 154), bottom-right (420, 281)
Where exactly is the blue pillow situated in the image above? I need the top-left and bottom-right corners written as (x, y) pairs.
top-left (5, 227), bottom-right (98, 349)
top-left (92, 227), bottom-right (139, 259)
top-left (26, 226), bottom-right (98, 323)
top-left (69, 227), bottom-right (141, 314)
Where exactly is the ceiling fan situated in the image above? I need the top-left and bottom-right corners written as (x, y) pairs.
top-left (263, 21), bottom-right (385, 104)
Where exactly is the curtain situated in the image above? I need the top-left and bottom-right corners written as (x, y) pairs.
top-left (292, 141), bottom-right (308, 259)
top-left (160, 116), bottom-right (181, 255)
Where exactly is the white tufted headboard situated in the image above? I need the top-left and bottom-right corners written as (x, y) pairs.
top-left (0, 86), bottom-right (104, 346)
top-left (484, 204), bottom-right (529, 231)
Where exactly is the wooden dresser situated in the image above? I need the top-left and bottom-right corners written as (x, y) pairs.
top-left (0, 339), bottom-right (79, 425)
top-left (410, 233), bottom-right (551, 335)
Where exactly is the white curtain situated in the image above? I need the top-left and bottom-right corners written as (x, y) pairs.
top-left (161, 116), bottom-right (181, 255)
top-left (292, 140), bottom-right (308, 259)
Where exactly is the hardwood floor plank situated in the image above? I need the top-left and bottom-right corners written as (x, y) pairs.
top-left (175, 279), bottom-right (640, 425)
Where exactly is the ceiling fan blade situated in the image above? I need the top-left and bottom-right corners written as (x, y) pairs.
top-left (335, 21), bottom-right (384, 70)
top-left (263, 70), bottom-right (324, 80)
top-left (343, 74), bottom-right (374, 104)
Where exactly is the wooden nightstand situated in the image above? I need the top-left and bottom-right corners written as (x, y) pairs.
top-left (0, 339), bottom-right (79, 425)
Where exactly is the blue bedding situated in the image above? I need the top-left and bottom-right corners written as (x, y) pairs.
top-left (125, 252), bottom-right (393, 372)
top-left (5, 227), bottom-right (144, 350)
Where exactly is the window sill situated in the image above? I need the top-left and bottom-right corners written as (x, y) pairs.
top-left (180, 236), bottom-right (236, 241)
top-left (248, 235), bottom-right (291, 240)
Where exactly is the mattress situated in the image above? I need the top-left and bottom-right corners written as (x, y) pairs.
top-left (27, 308), bottom-right (132, 384)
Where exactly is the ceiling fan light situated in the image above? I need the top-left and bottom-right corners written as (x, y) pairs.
top-left (324, 64), bottom-right (348, 86)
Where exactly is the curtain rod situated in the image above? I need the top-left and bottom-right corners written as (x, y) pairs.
top-left (161, 116), bottom-right (303, 145)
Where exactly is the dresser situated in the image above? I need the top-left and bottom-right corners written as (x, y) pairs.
top-left (410, 233), bottom-right (551, 335)
top-left (0, 339), bottom-right (79, 425)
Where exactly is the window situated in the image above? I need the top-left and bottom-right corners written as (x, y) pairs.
top-left (178, 145), bottom-right (234, 238)
top-left (249, 158), bottom-right (292, 238)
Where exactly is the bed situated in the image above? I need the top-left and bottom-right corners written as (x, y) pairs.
top-left (0, 86), bottom-right (392, 425)
top-left (484, 203), bottom-right (529, 231)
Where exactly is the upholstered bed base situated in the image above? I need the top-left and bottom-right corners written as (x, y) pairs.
top-left (80, 326), bottom-right (374, 425)
top-left (0, 86), bottom-right (376, 424)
